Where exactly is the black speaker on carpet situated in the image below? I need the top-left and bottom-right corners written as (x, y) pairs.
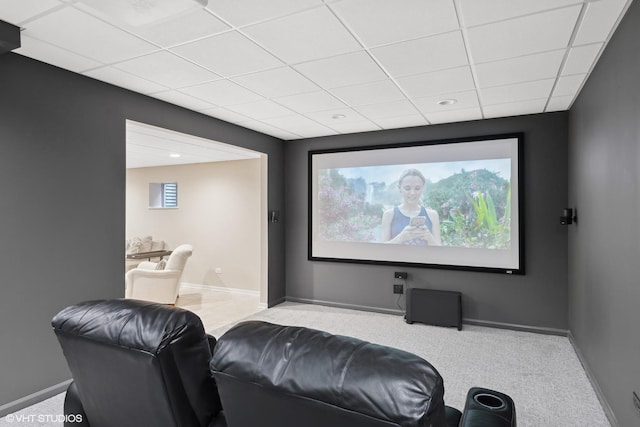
top-left (405, 288), bottom-right (462, 330)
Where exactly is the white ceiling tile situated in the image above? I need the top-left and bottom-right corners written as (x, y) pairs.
top-left (371, 31), bottom-right (469, 77)
top-left (413, 90), bottom-right (480, 114)
top-left (475, 50), bottom-right (565, 88)
top-left (172, 31), bottom-right (282, 77)
top-left (237, 120), bottom-right (301, 140)
top-left (16, 35), bottom-right (101, 72)
top-left (546, 95), bottom-right (574, 111)
top-left (129, 9), bottom-right (229, 47)
top-left (327, 120), bottom-right (381, 134)
top-left (206, 0), bottom-right (323, 27)
top-left (562, 43), bottom-right (603, 75)
top-left (0, 0), bottom-right (62, 25)
top-left (330, 0), bottom-right (458, 46)
top-left (294, 51), bottom-right (387, 89)
top-left (232, 67), bottom-right (319, 98)
top-left (459, 0), bottom-right (582, 27)
top-left (179, 79), bottom-right (263, 105)
top-left (483, 99), bottom-right (547, 118)
top-left (397, 66), bottom-right (476, 98)
top-left (126, 121), bottom-right (261, 166)
top-left (373, 115), bottom-right (428, 130)
top-left (226, 99), bottom-right (294, 120)
top-left (7, 0), bottom-right (629, 142)
top-left (115, 51), bottom-right (220, 88)
top-left (330, 80), bottom-right (405, 106)
top-left (273, 91), bottom-right (347, 113)
top-left (24, 7), bottom-right (158, 63)
top-left (355, 100), bottom-right (420, 119)
top-left (574, 0), bottom-right (630, 45)
top-left (425, 107), bottom-right (483, 124)
top-left (199, 107), bottom-right (252, 123)
top-left (243, 7), bottom-right (361, 63)
top-left (305, 107), bottom-right (367, 125)
top-left (262, 115), bottom-right (337, 138)
top-left (84, 66), bottom-right (169, 94)
top-left (467, 6), bottom-right (581, 63)
top-left (151, 90), bottom-right (216, 111)
top-left (553, 74), bottom-right (587, 96)
top-left (481, 79), bottom-right (555, 105)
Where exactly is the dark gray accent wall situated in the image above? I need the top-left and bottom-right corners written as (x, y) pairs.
top-left (285, 113), bottom-right (569, 330)
top-left (0, 53), bottom-right (284, 411)
top-left (568, 0), bottom-right (640, 425)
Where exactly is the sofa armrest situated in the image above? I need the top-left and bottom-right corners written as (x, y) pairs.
top-left (126, 269), bottom-right (181, 281)
top-left (136, 261), bottom-right (159, 270)
top-left (64, 382), bottom-right (90, 427)
top-left (458, 387), bottom-right (516, 427)
top-left (124, 269), bottom-right (182, 299)
top-left (445, 406), bottom-right (462, 427)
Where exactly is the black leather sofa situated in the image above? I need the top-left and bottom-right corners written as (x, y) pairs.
top-left (52, 299), bottom-right (516, 427)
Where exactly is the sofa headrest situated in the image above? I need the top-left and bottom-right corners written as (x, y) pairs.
top-left (52, 298), bottom-right (204, 354)
top-left (52, 299), bottom-right (222, 427)
top-left (211, 321), bottom-right (446, 426)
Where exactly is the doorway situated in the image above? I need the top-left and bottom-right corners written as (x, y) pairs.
top-left (125, 120), bottom-right (268, 327)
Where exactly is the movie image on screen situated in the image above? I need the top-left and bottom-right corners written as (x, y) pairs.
top-left (309, 134), bottom-right (523, 274)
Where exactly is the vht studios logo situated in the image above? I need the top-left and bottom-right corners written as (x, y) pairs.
top-left (5, 413), bottom-right (83, 423)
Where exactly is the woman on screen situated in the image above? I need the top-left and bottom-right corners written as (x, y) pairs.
top-left (380, 168), bottom-right (441, 245)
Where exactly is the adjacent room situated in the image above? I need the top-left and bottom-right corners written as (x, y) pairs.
top-left (124, 120), bottom-right (267, 330)
top-left (1, 0), bottom-right (639, 426)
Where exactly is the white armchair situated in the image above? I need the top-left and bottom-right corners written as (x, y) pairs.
top-left (125, 244), bottom-right (193, 304)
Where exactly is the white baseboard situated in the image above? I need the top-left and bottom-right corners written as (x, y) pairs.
top-left (180, 283), bottom-right (267, 309)
top-left (181, 282), bottom-right (259, 296)
top-left (0, 379), bottom-right (72, 418)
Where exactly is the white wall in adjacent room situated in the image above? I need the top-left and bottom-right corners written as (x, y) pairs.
top-left (126, 159), bottom-right (262, 292)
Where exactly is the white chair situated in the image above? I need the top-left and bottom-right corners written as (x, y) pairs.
top-left (125, 244), bottom-right (193, 304)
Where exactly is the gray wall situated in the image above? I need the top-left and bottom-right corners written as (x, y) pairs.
top-left (0, 53), bottom-right (285, 412)
top-left (568, 0), bottom-right (640, 425)
top-left (285, 113), bottom-right (569, 331)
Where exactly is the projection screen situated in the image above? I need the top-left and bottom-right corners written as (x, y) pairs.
top-left (308, 134), bottom-right (524, 274)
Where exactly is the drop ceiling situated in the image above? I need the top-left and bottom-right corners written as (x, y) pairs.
top-left (126, 120), bottom-right (260, 169)
top-left (3, 0), bottom-right (634, 142)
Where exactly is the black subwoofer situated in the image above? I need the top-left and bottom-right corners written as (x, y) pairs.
top-left (405, 288), bottom-right (462, 330)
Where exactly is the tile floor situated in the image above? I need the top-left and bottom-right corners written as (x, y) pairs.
top-left (176, 286), bottom-right (264, 333)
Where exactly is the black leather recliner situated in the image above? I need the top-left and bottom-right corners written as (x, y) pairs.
top-left (53, 300), bottom-right (515, 427)
top-left (210, 321), bottom-right (516, 427)
top-left (52, 299), bottom-right (224, 427)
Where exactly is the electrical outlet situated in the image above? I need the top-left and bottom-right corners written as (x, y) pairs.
top-left (394, 272), bottom-right (408, 280)
top-left (393, 284), bottom-right (404, 294)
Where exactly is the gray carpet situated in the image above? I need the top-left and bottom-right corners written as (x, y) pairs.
top-left (2, 301), bottom-right (610, 426)
top-left (210, 302), bottom-right (611, 427)
top-left (0, 393), bottom-right (65, 427)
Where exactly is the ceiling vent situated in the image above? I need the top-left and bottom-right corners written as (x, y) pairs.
top-left (81, 0), bottom-right (209, 27)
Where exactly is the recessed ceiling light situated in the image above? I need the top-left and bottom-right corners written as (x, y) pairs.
top-left (332, 114), bottom-right (346, 119)
top-left (169, 153), bottom-right (181, 158)
top-left (437, 99), bottom-right (458, 106)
